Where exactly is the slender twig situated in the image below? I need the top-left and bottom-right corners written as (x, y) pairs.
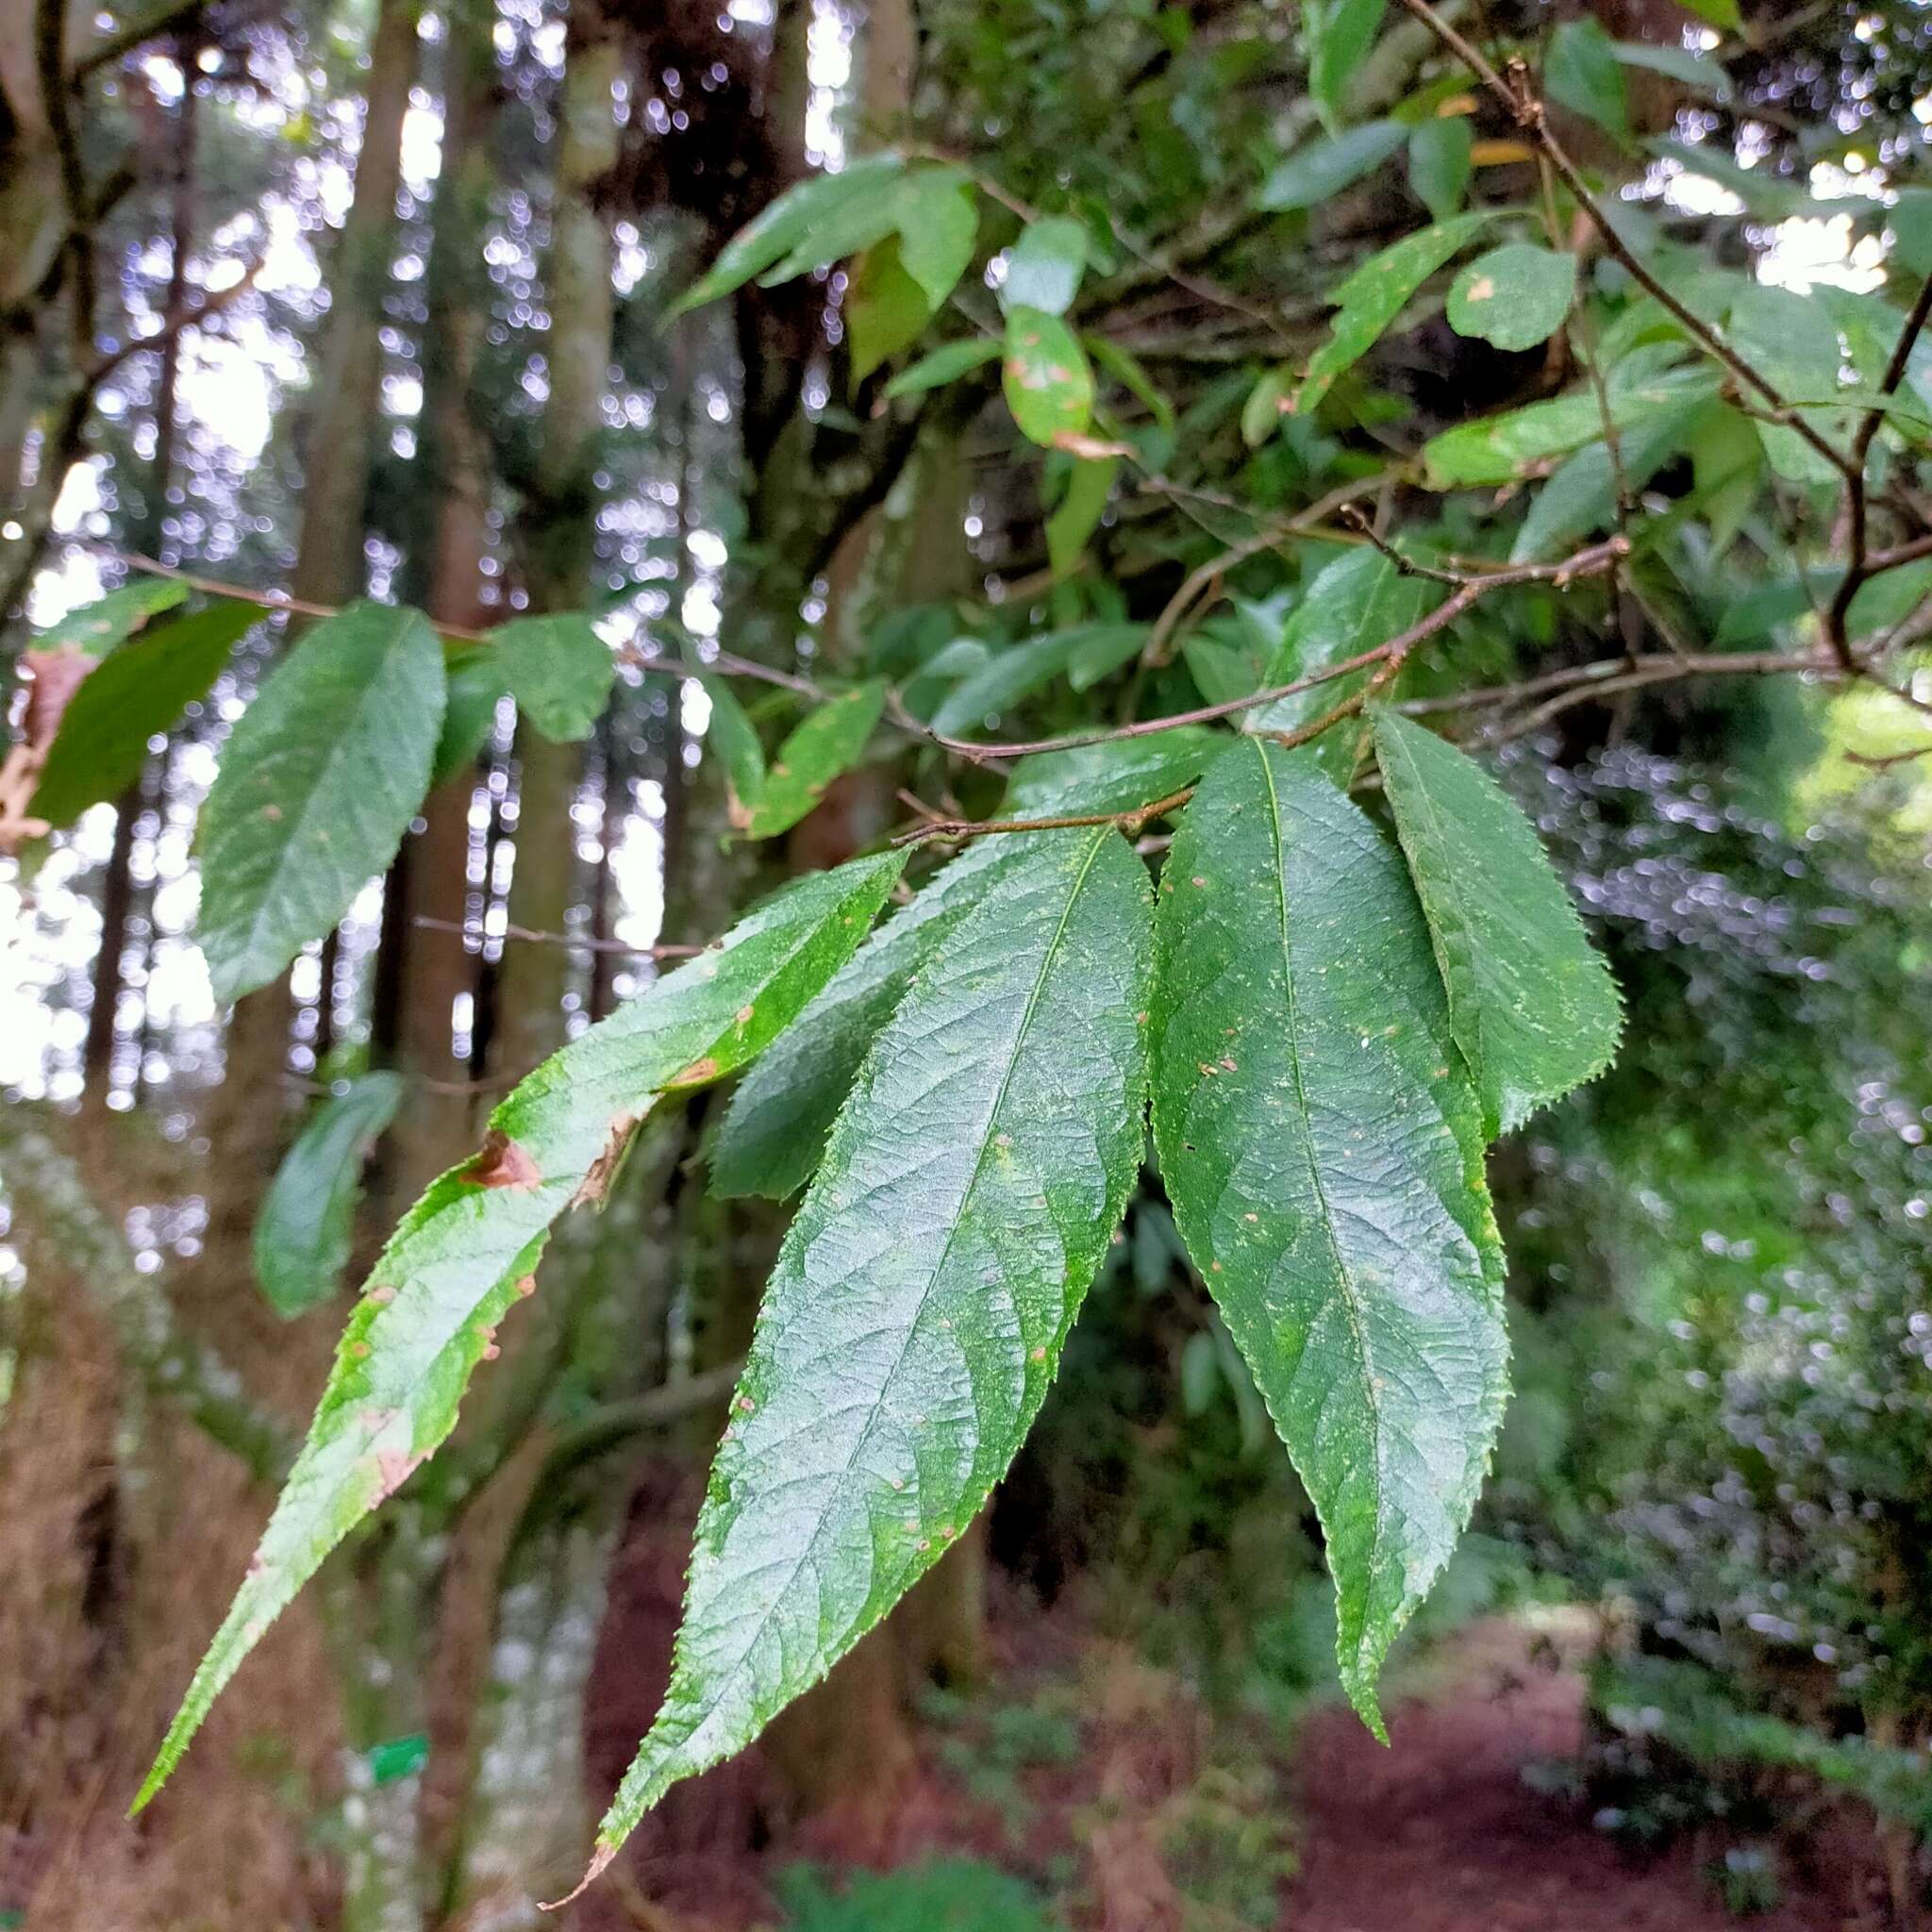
top-left (410, 913), bottom-right (701, 958)
top-left (89, 258), bottom-right (262, 381)
top-left (68, 0), bottom-right (208, 80)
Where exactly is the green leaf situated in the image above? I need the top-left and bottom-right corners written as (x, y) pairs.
top-left (1507, 393), bottom-right (1710, 562)
top-left (697, 674), bottom-right (767, 830)
top-left (1676, 0), bottom-right (1740, 29)
top-left (1407, 116), bottom-right (1472, 224)
top-left (1726, 282), bottom-right (1847, 485)
top-left (1182, 633), bottom-right (1264, 708)
top-left (1002, 215), bottom-right (1089, 317)
top-left (892, 171), bottom-right (978, 309)
top-left (590, 826), bottom-right (1153, 1868)
top-left (1611, 41), bottom-right (1730, 102)
top-left (1086, 335), bottom-right (1176, 438)
top-left (1247, 548), bottom-right (1435, 780)
top-left (1649, 139), bottom-right (1814, 223)
top-left (38, 577), bottom-right (190, 655)
top-left (253, 1074), bottom-right (405, 1319)
top-left (741, 681), bottom-right (886, 841)
top-left (431, 648), bottom-right (506, 788)
top-left (929, 623), bottom-right (1144, 737)
top-left (136, 851), bottom-right (907, 1812)
top-left (1241, 365), bottom-right (1296, 449)
top-left (710, 731), bottom-right (1217, 1203)
top-left (669, 155), bottom-right (908, 315)
top-left (29, 601), bottom-right (261, 832)
top-left (848, 235), bottom-right (935, 382)
top-left (1545, 17), bottom-right (1629, 145)
top-left (1891, 189), bottom-right (1932, 279)
top-left (1149, 740), bottom-right (1508, 1730)
top-left (1045, 455), bottom-right (1118, 578)
top-left (1258, 121), bottom-right (1405, 212)
top-left (1307, 0), bottom-right (1388, 127)
top-left (1297, 211), bottom-right (1492, 412)
top-left (490, 612), bottom-right (613, 741)
top-left (883, 337), bottom-right (1002, 400)
top-left (1447, 242), bottom-right (1574, 353)
top-left (1369, 708), bottom-right (1623, 1136)
top-left (196, 602), bottom-right (446, 1006)
top-left (1002, 307), bottom-right (1094, 445)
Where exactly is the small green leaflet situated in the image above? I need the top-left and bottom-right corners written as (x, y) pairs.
top-left (37, 576), bottom-right (189, 655)
top-left (928, 623), bottom-right (1143, 738)
top-left (29, 600), bottom-right (261, 832)
top-left (891, 170), bottom-right (978, 308)
top-left (1045, 455), bottom-right (1118, 578)
top-left (430, 648), bottom-right (507, 787)
top-left (585, 826), bottom-right (1153, 1883)
top-left (697, 674), bottom-right (767, 830)
top-left (1149, 740), bottom-right (1508, 1732)
top-left (135, 850), bottom-right (906, 1813)
top-left (1246, 548), bottom-right (1435, 780)
top-left (883, 337), bottom-right (1002, 400)
top-left (1297, 211), bottom-right (1492, 412)
top-left (849, 236), bottom-right (934, 382)
top-left (1003, 215), bottom-right (1088, 317)
top-left (196, 601), bottom-right (446, 1006)
top-left (1508, 395), bottom-right (1710, 562)
top-left (491, 612), bottom-right (613, 741)
top-left (741, 681), bottom-right (885, 841)
top-left (709, 730), bottom-right (1217, 1203)
top-left (1306, 0), bottom-right (1388, 127)
top-left (1545, 17), bottom-right (1629, 146)
top-left (1003, 306), bottom-right (1094, 445)
top-left (1726, 282), bottom-right (1847, 486)
top-left (669, 155), bottom-right (908, 315)
top-left (1407, 117), bottom-right (1472, 224)
top-left (1258, 121), bottom-right (1405, 212)
top-left (1447, 243), bottom-right (1573, 354)
top-left (1612, 41), bottom-right (1730, 103)
top-left (1241, 366), bottom-right (1296, 448)
top-left (1677, 0), bottom-right (1739, 25)
top-left (253, 1073), bottom-right (405, 1319)
top-left (1369, 709), bottom-right (1623, 1137)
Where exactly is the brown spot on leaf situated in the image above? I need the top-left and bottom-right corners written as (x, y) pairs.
top-left (571, 1111), bottom-right (641, 1208)
top-left (1465, 275), bottom-right (1495, 303)
top-left (20, 646), bottom-right (94, 752)
top-left (662, 1054), bottom-right (721, 1089)
top-left (463, 1129), bottom-right (541, 1191)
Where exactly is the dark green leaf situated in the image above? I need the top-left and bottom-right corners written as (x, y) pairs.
top-left (1182, 633), bottom-right (1264, 707)
top-left (1676, 0), bottom-right (1740, 30)
top-left (1446, 242), bottom-right (1574, 353)
top-left (1002, 306), bottom-right (1095, 445)
top-left (1891, 190), bottom-right (1932, 279)
top-left (1241, 365), bottom-right (1296, 448)
top-left (431, 648), bottom-right (506, 788)
top-left (253, 1074), bottom-right (405, 1319)
top-left (698, 674), bottom-right (767, 830)
top-left (591, 826), bottom-right (1153, 1863)
top-left (1611, 41), bottom-right (1729, 101)
top-left (1045, 455), bottom-right (1118, 578)
top-left (892, 170), bottom-right (978, 308)
top-left (1727, 282), bottom-right (1847, 485)
top-left (1508, 394), bottom-right (1709, 562)
top-left (929, 623), bottom-right (1143, 736)
top-left (1307, 0), bottom-right (1388, 126)
top-left (1370, 708), bottom-right (1623, 1135)
top-left (197, 602), bottom-right (446, 1006)
top-left (30, 601), bottom-right (261, 832)
top-left (1258, 121), bottom-right (1405, 212)
top-left (137, 850), bottom-right (907, 1810)
top-left (883, 337), bottom-right (1002, 400)
top-left (1003, 215), bottom-right (1089, 317)
top-left (1545, 17), bottom-right (1629, 145)
top-left (741, 681), bottom-right (886, 841)
top-left (1298, 212), bottom-right (1492, 411)
top-left (848, 235), bottom-right (935, 382)
top-left (490, 612), bottom-right (614, 741)
top-left (1149, 740), bottom-right (1508, 1730)
top-left (1407, 116), bottom-right (1473, 224)
top-left (38, 577), bottom-right (190, 655)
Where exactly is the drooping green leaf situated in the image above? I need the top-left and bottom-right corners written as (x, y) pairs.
top-left (741, 681), bottom-right (885, 841)
top-left (1447, 242), bottom-right (1574, 353)
top-left (669, 155), bottom-right (908, 316)
top-left (883, 336), bottom-right (1002, 400)
top-left (1407, 116), bottom-right (1473, 224)
top-left (29, 601), bottom-right (261, 832)
top-left (1149, 739), bottom-right (1508, 1730)
top-left (1545, 17), bottom-right (1629, 145)
top-left (1258, 121), bottom-right (1406, 212)
top-left (1086, 334), bottom-right (1176, 439)
top-left (1307, 0), bottom-right (1388, 127)
top-left (1002, 215), bottom-right (1089, 317)
top-left (1246, 548), bottom-right (1435, 779)
top-left (1045, 455), bottom-right (1118, 578)
top-left (490, 612), bottom-right (614, 741)
top-left (431, 647), bottom-right (506, 788)
top-left (1726, 281), bottom-right (1847, 485)
top-left (1891, 189), bottom-right (1932, 279)
top-left (591, 825), bottom-right (1153, 1870)
top-left (1002, 306), bottom-right (1094, 445)
top-left (710, 730), bottom-right (1217, 1202)
top-left (848, 235), bottom-right (935, 382)
top-left (1611, 41), bottom-right (1730, 102)
top-left (136, 850), bottom-right (907, 1811)
top-left (759, 164), bottom-right (969, 289)
top-left (253, 1074), bottom-right (405, 1319)
top-left (929, 623), bottom-right (1144, 737)
top-left (1297, 211), bottom-right (1492, 412)
top-left (196, 601), bottom-right (446, 1006)
top-left (891, 170), bottom-right (978, 308)
top-left (1369, 708), bottom-right (1623, 1136)
top-left (697, 674), bottom-right (767, 830)
top-left (37, 576), bottom-right (190, 655)
top-left (1182, 632), bottom-right (1264, 708)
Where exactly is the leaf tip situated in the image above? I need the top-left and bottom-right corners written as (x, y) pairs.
top-left (540, 1840), bottom-right (617, 1911)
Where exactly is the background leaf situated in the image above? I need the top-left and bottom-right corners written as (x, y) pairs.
top-left (1447, 242), bottom-right (1574, 353)
top-left (1258, 121), bottom-right (1405, 211)
top-left (698, 673), bottom-right (768, 829)
top-left (1003, 307), bottom-right (1095, 445)
top-left (196, 601), bottom-right (446, 1006)
top-left (741, 681), bottom-right (886, 840)
top-left (137, 850), bottom-right (907, 1811)
top-left (1407, 117), bottom-right (1472, 223)
top-left (884, 337), bottom-right (1002, 399)
top-left (1149, 740), bottom-right (1508, 1731)
top-left (490, 612), bottom-right (614, 741)
top-left (37, 577), bottom-right (190, 655)
top-left (892, 170), bottom-right (978, 308)
top-left (1003, 215), bottom-right (1088, 316)
top-left (849, 236), bottom-right (936, 382)
top-left (591, 825), bottom-right (1153, 1868)
top-left (1545, 17), bottom-right (1630, 145)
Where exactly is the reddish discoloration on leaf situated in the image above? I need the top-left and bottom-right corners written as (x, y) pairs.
top-left (571, 1111), bottom-right (641, 1208)
top-left (21, 647), bottom-right (94, 751)
top-left (463, 1129), bottom-right (542, 1191)
top-left (662, 1055), bottom-right (721, 1090)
